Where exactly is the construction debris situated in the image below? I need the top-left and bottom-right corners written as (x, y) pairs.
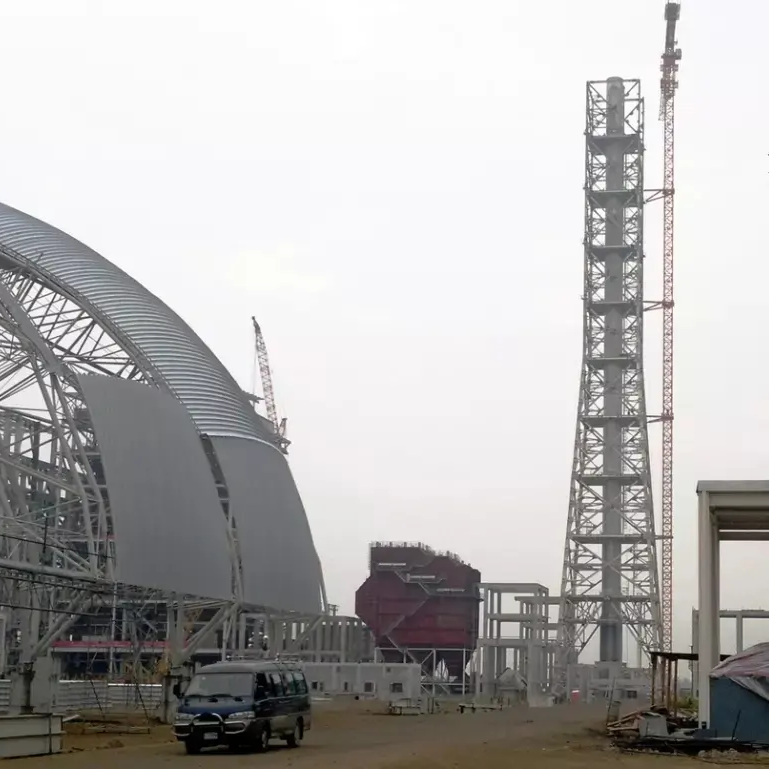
top-left (609, 707), bottom-right (769, 757)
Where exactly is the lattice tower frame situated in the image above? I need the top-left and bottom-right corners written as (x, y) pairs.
top-left (659, 1), bottom-right (681, 653)
top-left (558, 79), bottom-right (662, 671)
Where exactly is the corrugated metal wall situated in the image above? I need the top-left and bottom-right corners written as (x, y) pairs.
top-left (710, 677), bottom-right (769, 741)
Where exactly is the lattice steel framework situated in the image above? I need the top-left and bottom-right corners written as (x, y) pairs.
top-left (0, 247), bottom-right (239, 708)
top-left (658, 1), bottom-right (681, 653)
top-left (559, 79), bottom-right (662, 667)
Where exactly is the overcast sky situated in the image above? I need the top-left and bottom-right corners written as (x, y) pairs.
top-left (1, 0), bottom-right (767, 658)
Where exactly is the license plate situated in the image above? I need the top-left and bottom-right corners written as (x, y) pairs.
top-left (204, 732), bottom-right (218, 741)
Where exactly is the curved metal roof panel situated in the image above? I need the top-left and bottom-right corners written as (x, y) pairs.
top-left (78, 373), bottom-right (234, 599)
top-left (0, 201), bottom-right (263, 440)
top-left (211, 436), bottom-right (323, 614)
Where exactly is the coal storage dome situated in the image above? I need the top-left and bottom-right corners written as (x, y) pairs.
top-left (0, 200), bottom-right (323, 614)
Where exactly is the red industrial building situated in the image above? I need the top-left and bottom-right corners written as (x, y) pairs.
top-left (355, 542), bottom-right (481, 680)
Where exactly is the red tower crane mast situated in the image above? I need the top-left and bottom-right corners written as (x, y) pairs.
top-left (659, 1), bottom-right (681, 652)
top-left (251, 317), bottom-right (290, 453)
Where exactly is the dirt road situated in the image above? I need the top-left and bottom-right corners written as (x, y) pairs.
top-left (10, 702), bottom-right (708, 768)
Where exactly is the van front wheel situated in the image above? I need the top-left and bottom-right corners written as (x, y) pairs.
top-left (254, 725), bottom-right (270, 753)
top-left (286, 720), bottom-right (303, 748)
top-left (184, 740), bottom-right (201, 755)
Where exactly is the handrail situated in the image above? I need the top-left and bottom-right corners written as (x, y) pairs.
top-left (369, 541), bottom-right (469, 566)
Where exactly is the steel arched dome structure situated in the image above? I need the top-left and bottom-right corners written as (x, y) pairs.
top-left (0, 200), bottom-right (325, 642)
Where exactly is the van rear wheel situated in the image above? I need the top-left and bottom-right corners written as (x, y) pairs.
top-left (286, 720), bottom-right (303, 748)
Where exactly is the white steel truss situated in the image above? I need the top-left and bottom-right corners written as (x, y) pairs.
top-left (0, 253), bottom-right (241, 711)
top-left (558, 80), bottom-right (661, 675)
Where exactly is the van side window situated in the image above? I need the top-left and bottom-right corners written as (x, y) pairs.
top-left (282, 672), bottom-right (296, 695)
top-left (269, 672), bottom-right (285, 696)
top-left (293, 671), bottom-right (308, 695)
top-left (255, 672), bottom-right (269, 698)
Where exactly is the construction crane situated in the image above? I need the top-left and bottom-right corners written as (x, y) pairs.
top-left (251, 317), bottom-right (290, 453)
top-left (659, 1), bottom-right (681, 653)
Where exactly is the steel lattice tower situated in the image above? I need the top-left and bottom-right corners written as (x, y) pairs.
top-left (559, 78), bottom-right (662, 667)
top-left (658, 0), bottom-right (681, 654)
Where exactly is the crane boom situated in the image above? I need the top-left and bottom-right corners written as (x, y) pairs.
top-left (659, 1), bottom-right (681, 653)
top-left (251, 317), bottom-right (289, 452)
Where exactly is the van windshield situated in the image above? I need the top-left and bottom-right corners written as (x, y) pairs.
top-left (185, 672), bottom-right (253, 699)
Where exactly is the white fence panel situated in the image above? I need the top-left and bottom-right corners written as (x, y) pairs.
top-left (0, 680), bottom-right (162, 713)
top-left (106, 683), bottom-right (162, 710)
top-left (0, 681), bottom-right (9, 710)
top-left (54, 681), bottom-right (108, 712)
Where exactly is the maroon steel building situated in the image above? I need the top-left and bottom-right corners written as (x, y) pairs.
top-left (355, 542), bottom-right (481, 679)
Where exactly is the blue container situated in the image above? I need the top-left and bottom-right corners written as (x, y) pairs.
top-left (710, 676), bottom-right (769, 743)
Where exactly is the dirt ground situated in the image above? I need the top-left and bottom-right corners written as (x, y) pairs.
top-left (6, 700), bottom-right (746, 768)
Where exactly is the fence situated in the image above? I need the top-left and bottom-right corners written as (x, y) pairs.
top-left (0, 680), bottom-right (163, 713)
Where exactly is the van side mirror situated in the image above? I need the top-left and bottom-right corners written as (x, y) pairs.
top-left (172, 682), bottom-right (181, 698)
top-left (255, 686), bottom-right (267, 701)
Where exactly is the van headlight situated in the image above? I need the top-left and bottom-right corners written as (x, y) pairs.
top-left (227, 711), bottom-right (254, 721)
top-left (174, 713), bottom-right (193, 723)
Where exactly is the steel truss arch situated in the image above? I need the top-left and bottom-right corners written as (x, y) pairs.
top-left (0, 202), bottom-right (324, 709)
top-left (0, 243), bottom-right (160, 386)
top-left (0, 247), bottom-right (247, 601)
top-left (0, 256), bottom-right (243, 683)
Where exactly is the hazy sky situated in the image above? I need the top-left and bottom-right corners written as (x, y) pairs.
top-left (1, 0), bottom-right (767, 658)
